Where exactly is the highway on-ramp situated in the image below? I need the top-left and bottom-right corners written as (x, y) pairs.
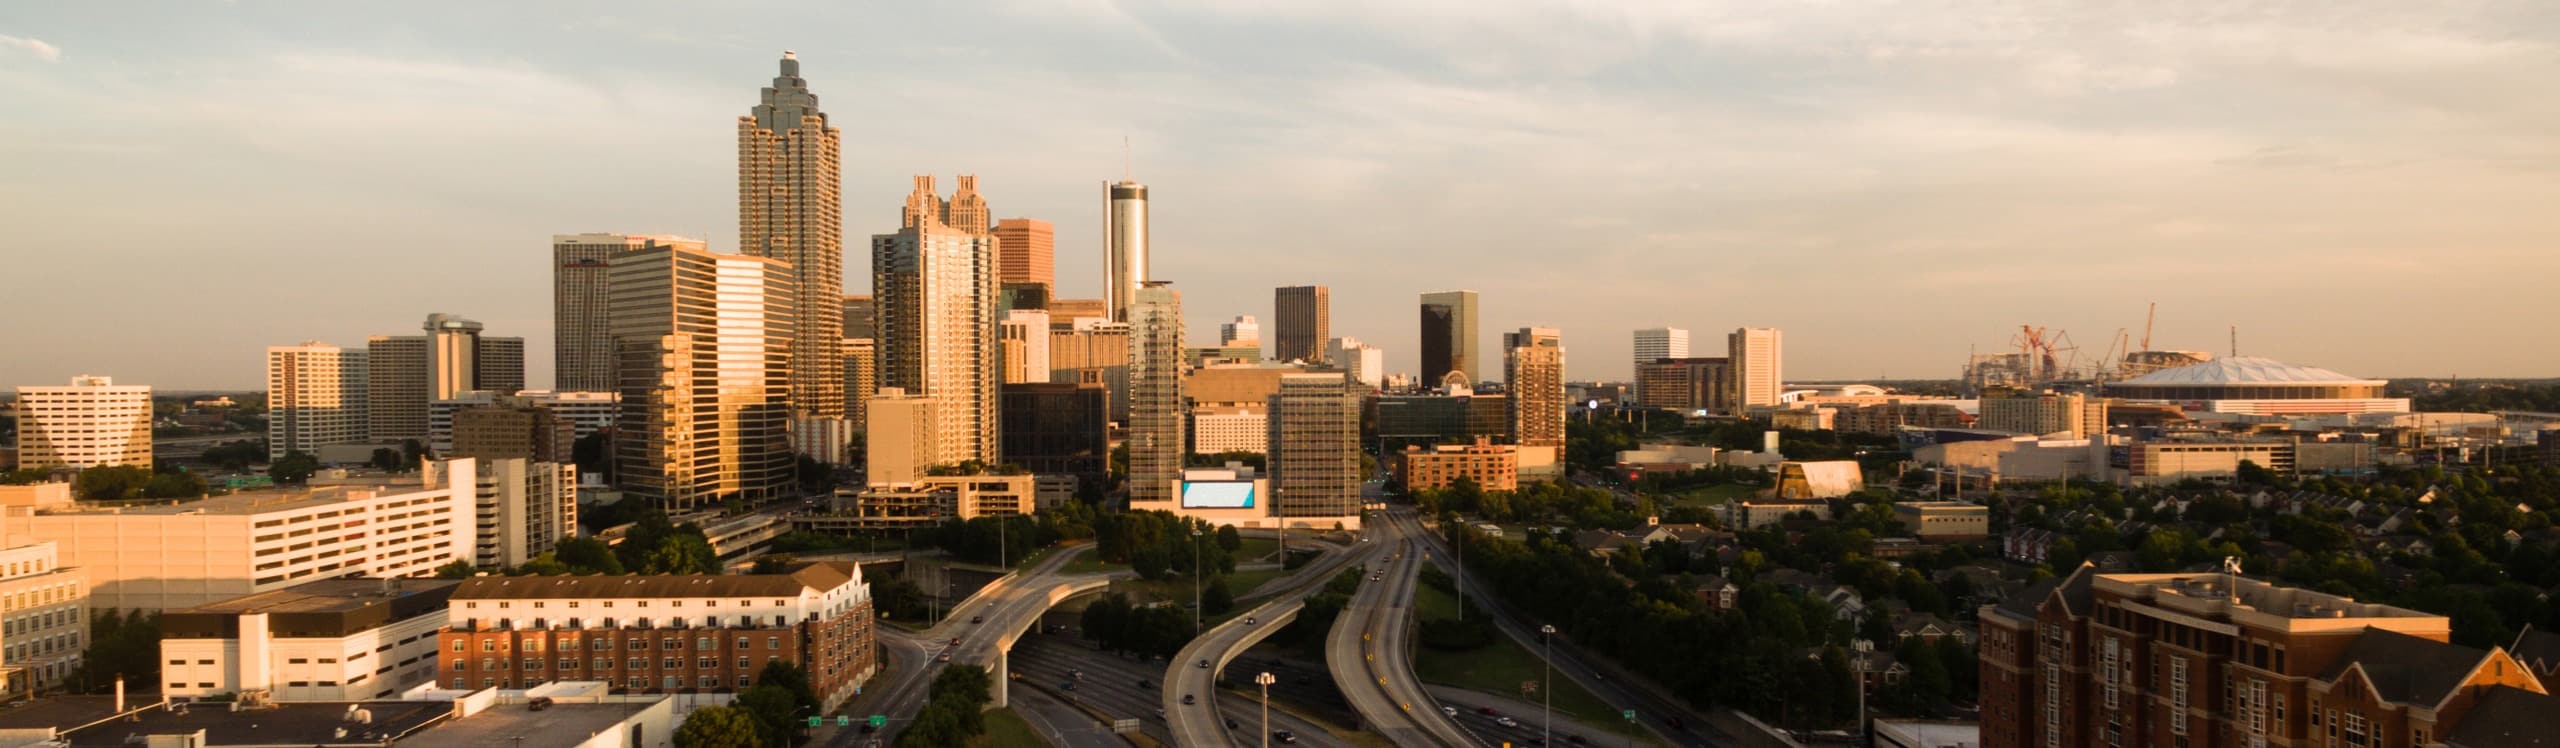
top-left (1165, 530), bottom-right (1376, 747)
top-left (1327, 509), bottom-right (1482, 748)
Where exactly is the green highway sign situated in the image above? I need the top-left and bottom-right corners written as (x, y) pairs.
top-left (838, 716), bottom-right (851, 727)
top-left (807, 716), bottom-right (822, 727)
top-left (1623, 709), bottom-right (1637, 722)
top-left (869, 715), bottom-right (887, 728)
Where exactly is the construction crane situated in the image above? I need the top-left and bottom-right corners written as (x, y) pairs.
top-left (2139, 301), bottom-right (2157, 353)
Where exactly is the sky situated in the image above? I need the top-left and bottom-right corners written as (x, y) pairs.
top-left (3, 1), bottom-right (2558, 391)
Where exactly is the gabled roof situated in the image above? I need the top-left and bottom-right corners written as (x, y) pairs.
top-left (2319, 629), bottom-right (2494, 707)
top-left (1993, 573), bottom-right (2066, 622)
top-left (2445, 686), bottom-right (2560, 747)
top-left (2048, 563), bottom-right (2097, 617)
top-left (2512, 625), bottom-right (2560, 680)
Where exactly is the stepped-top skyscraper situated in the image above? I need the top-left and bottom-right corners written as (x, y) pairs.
top-left (739, 51), bottom-right (845, 419)
top-left (874, 178), bottom-right (1002, 467)
top-left (1104, 181), bottom-right (1150, 322)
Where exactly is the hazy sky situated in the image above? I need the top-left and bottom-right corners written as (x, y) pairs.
top-left (5, 1), bottom-right (2558, 391)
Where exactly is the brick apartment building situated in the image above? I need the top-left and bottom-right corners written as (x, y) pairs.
top-left (1980, 565), bottom-right (2558, 748)
top-left (437, 562), bottom-right (875, 710)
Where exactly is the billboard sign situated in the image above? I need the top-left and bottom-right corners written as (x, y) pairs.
top-left (1180, 481), bottom-right (1256, 509)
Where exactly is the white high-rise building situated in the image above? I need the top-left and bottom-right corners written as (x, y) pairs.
top-left (1503, 327), bottom-right (1567, 449)
top-left (1104, 181), bottom-right (1150, 322)
top-left (12, 376), bottom-right (153, 470)
top-left (1328, 337), bottom-right (1384, 389)
top-left (872, 213), bottom-right (1000, 467)
top-left (0, 542), bottom-right (87, 689)
top-left (1729, 327), bottom-right (1785, 410)
top-left (445, 457), bottom-right (576, 569)
top-left (267, 342), bottom-right (369, 460)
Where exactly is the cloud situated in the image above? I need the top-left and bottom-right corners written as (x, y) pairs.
top-left (0, 34), bottom-right (60, 62)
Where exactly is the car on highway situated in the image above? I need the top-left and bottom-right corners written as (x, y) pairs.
top-left (935, 651), bottom-right (952, 663)
top-left (1181, 694), bottom-right (1196, 705)
top-left (1370, 572), bottom-right (1383, 581)
top-left (1244, 616), bottom-right (1257, 625)
top-left (1273, 729), bottom-right (1298, 744)
top-left (1224, 718), bottom-right (1240, 730)
top-left (1497, 716), bottom-right (1520, 728)
top-left (1478, 707), bottom-right (1499, 716)
top-left (1441, 706), bottom-right (1458, 717)
top-left (1135, 678), bottom-right (1152, 690)
top-left (1196, 659), bottom-right (1211, 669)
top-left (949, 637), bottom-right (963, 646)
top-left (970, 615), bottom-right (983, 624)
top-left (1060, 681), bottom-right (1076, 691)
top-left (1070, 669), bottom-right (1083, 680)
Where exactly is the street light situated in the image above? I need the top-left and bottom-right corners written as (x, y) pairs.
top-left (1540, 624), bottom-right (1557, 747)
top-left (1255, 671), bottom-right (1277, 748)
top-left (1192, 527), bottom-right (1205, 634)
top-left (790, 705), bottom-right (815, 748)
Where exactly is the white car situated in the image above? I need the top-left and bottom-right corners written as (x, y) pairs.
top-left (1496, 716), bottom-right (1519, 728)
top-left (1441, 706), bottom-right (1458, 717)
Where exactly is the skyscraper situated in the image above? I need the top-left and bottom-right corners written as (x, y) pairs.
top-left (993, 218), bottom-right (1055, 289)
top-left (1419, 290), bottom-right (1480, 389)
top-left (554, 233), bottom-right (704, 392)
top-left (842, 337), bottom-right (876, 433)
top-left (873, 197), bottom-right (1000, 467)
top-left (1631, 327), bottom-right (1688, 402)
top-left (1503, 327), bottom-right (1566, 450)
top-left (267, 342), bottom-right (368, 460)
top-left (1220, 315), bottom-right (1260, 348)
top-left (842, 295), bottom-right (876, 338)
top-left (1266, 372), bottom-right (1359, 519)
top-left (1001, 309), bottom-right (1052, 384)
top-left (1329, 337), bottom-right (1384, 388)
top-left (1272, 285), bottom-right (1329, 364)
top-left (368, 314), bottom-right (521, 444)
top-left (1729, 327), bottom-right (1785, 409)
top-left (609, 243), bottom-right (796, 510)
top-left (1127, 282), bottom-right (1185, 504)
top-left (13, 376), bottom-right (152, 469)
top-left (1104, 181), bottom-right (1150, 322)
top-left (738, 51), bottom-right (845, 419)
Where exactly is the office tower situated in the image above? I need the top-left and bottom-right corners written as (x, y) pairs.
top-left (873, 205), bottom-right (1000, 467)
top-left (1266, 372), bottom-right (1359, 518)
top-left (946, 175), bottom-right (990, 234)
top-left (1220, 315), bottom-right (1261, 348)
top-left (842, 295), bottom-right (876, 339)
top-left (1001, 309), bottom-right (1052, 384)
top-left (449, 401), bottom-right (574, 463)
top-left (1104, 181), bottom-right (1150, 322)
top-left (1127, 282), bottom-right (1184, 504)
top-left (1329, 337), bottom-right (1384, 388)
top-left (738, 51), bottom-right (845, 419)
top-left (609, 243), bottom-right (797, 510)
top-left (999, 382), bottom-right (1110, 500)
top-left (267, 342), bottom-right (369, 460)
top-left (511, 389), bottom-right (619, 438)
top-left (0, 543), bottom-right (87, 689)
top-left (1048, 318), bottom-right (1132, 422)
top-left (1419, 290), bottom-right (1480, 389)
top-left (1632, 327), bottom-right (1688, 401)
top-left (1503, 327), bottom-right (1566, 449)
top-left (1191, 405), bottom-right (1267, 455)
top-left (0, 459), bottom-right (476, 611)
top-left (865, 388), bottom-right (935, 488)
top-left (455, 457), bottom-right (576, 569)
top-left (13, 375), bottom-right (152, 469)
top-left (994, 218), bottom-right (1055, 288)
top-left (843, 338), bottom-right (876, 432)
top-left (1273, 285), bottom-right (1330, 364)
top-left (1728, 327), bottom-right (1785, 409)
top-left (368, 314), bottom-right (520, 444)
top-left (1634, 357), bottom-right (1732, 413)
top-left (1979, 390), bottom-right (2108, 439)
top-left (554, 233), bottom-right (705, 392)
top-left (440, 562), bottom-right (877, 708)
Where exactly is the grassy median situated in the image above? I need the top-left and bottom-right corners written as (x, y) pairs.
top-left (1409, 582), bottom-right (1647, 739)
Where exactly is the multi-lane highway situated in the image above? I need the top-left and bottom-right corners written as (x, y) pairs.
top-left (1165, 529), bottom-right (1375, 746)
top-left (1327, 509), bottom-right (1482, 748)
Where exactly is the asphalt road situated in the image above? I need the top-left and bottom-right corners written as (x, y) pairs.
top-left (820, 543), bottom-right (1112, 747)
top-left (1326, 509), bottom-right (1482, 748)
top-left (1166, 528), bottom-right (1376, 747)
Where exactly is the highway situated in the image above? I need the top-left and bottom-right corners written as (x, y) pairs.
top-left (1165, 528), bottom-right (1376, 747)
top-left (1409, 516), bottom-right (1736, 747)
top-left (1326, 508), bottom-right (1482, 748)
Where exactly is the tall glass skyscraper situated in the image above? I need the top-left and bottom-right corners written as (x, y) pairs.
top-left (608, 244), bottom-right (798, 510)
top-left (739, 51), bottom-right (845, 419)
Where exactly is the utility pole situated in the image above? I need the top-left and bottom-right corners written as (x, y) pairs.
top-left (1192, 527), bottom-right (1204, 634)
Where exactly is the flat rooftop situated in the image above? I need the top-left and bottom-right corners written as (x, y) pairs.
top-left (169, 578), bottom-right (462, 617)
top-left (2100, 572), bottom-right (2438, 621)
top-left (32, 473), bottom-right (437, 516)
top-left (0, 696), bottom-right (130, 734)
top-left (48, 700), bottom-right (447, 747)
top-left (408, 702), bottom-right (637, 746)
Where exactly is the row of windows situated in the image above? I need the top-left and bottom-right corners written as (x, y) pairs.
top-left (465, 598), bottom-right (793, 610)
top-left (456, 635), bottom-right (786, 653)
top-left (453, 675), bottom-right (750, 691)
top-left (456, 655), bottom-right (778, 672)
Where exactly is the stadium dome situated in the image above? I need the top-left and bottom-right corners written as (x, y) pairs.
top-left (2103, 356), bottom-right (2386, 401)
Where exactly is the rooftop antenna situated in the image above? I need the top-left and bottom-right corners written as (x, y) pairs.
top-left (1123, 135), bottom-right (1131, 181)
top-left (2229, 325), bottom-right (2238, 358)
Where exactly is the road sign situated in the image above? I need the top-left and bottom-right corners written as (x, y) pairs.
top-left (838, 716), bottom-right (851, 727)
top-left (869, 715), bottom-right (887, 728)
top-left (1623, 709), bottom-right (1637, 722)
top-left (807, 716), bottom-right (822, 727)
top-left (1112, 718), bottom-right (1140, 734)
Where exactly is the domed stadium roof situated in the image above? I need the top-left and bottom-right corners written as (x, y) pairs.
top-left (2113, 356), bottom-right (2382, 387)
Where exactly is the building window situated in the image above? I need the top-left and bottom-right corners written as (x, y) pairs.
top-left (662, 676), bottom-right (679, 690)
top-left (628, 657), bottom-right (645, 670)
top-left (450, 640), bottom-right (464, 652)
top-left (664, 657), bottom-right (680, 669)
top-left (480, 640), bottom-right (494, 652)
top-left (768, 636), bottom-right (781, 650)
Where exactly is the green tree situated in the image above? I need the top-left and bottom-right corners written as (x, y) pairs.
top-left (674, 704), bottom-right (763, 748)
top-left (750, 555), bottom-right (792, 574)
top-left (199, 440), bottom-right (264, 471)
top-left (73, 465), bottom-right (151, 500)
top-left (643, 534), bottom-right (721, 574)
top-left (369, 447), bottom-right (404, 471)
top-left (553, 536), bottom-right (624, 575)
top-left (434, 560), bottom-right (476, 579)
top-left (733, 684), bottom-right (800, 748)
top-left (142, 470), bottom-right (207, 499)
top-left (268, 451), bottom-right (321, 485)
top-left (1215, 524), bottom-right (1243, 553)
top-left (1202, 575), bottom-right (1236, 615)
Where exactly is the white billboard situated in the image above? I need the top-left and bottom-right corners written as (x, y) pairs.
top-left (1180, 481), bottom-right (1256, 509)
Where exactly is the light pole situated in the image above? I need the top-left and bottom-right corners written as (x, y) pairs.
top-left (1256, 671), bottom-right (1277, 748)
top-left (1192, 527), bottom-right (1204, 634)
top-left (1540, 624), bottom-right (1557, 746)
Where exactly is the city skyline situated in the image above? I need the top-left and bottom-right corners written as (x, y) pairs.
top-left (6, 3), bottom-right (2560, 389)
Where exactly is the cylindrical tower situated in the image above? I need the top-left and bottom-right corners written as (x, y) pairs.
top-left (1105, 180), bottom-right (1150, 322)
